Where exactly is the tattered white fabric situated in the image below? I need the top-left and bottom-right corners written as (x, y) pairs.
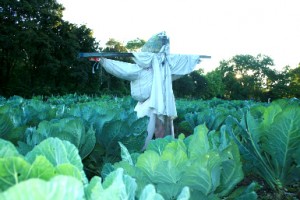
top-left (133, 52), bottom-right (201, 119)
top-left (100, 51), bottom-right (201, 119)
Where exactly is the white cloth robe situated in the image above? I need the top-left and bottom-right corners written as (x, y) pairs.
top-left (100, 51), bottom-right (201, 146)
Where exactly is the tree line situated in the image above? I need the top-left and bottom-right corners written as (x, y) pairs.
top-left (1, 0), bottom-right (299, 101)
top-left (174, 54), bottom-right (300, 101)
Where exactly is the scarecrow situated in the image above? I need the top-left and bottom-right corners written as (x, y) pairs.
top-left (80, 32), bottom-right (210, 148)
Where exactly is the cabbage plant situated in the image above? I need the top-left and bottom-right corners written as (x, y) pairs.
top-left (24, 117), bottom-right (96, 159)
top-left (104, 124), bottom-right (257, 200)
top-left (226, 100), bottom-right (300, 191)
top-left (0, 137), bottom-right (87, 192)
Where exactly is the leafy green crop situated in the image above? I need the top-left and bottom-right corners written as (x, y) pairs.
top-left (226, 100), bottom-right (300, 190)
top-left (25, 117), bottom-right (96, 159)
top-left (0, 138), bottom-right (19, 157)
top-left (4, 95), bottom-right (297, 199)
top-left (86, 167), bottom-right (190, 200)
top-left (175, 98), bottom-right (250, 136)
top-left (0, 95), bottom-right (149, 181)
top-left (0, 137), bottom-right (87, 192)
top-left (106, 124), bottom-right (251, 200)
top-left (26, 137), bottom-right (88, 184)
top-left (0, 176), bottom-right (85, 200)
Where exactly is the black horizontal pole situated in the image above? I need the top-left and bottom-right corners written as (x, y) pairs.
top-left (78, 52), bottom-right (133, 58)
top-left (78, 52), bottom-right (211, 59)
top-left (198, 55), bottom-right (211, 59)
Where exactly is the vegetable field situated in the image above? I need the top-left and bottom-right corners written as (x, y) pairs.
top-left (0, 95), bottom-right (299, 200)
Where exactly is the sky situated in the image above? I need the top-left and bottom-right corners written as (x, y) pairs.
top-left (57, 0), bottom-right (300, 73)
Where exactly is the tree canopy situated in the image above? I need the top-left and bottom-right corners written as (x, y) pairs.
top-left (212, 55), bottom-right (300, 101)
top-left (0, 0), bottom-right (99, 97)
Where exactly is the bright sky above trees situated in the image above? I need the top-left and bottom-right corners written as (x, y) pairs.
top-left (57, 0), bottom-right (300, 72)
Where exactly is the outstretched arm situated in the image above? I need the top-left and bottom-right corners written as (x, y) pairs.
top-left (169, 54), bottom-right (202, 76)
top-left (98, 58), bottom-right (142, 81)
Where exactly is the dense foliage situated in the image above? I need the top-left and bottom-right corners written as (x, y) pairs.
top-left (106, 126), bottom-right (248, 199)
top-left (0, 95), bottom-right (299, 199)
top-left (0, 94), bottom-right (147, 179)
top-left (226, 100), bottom-right (300, 190)
top-left (0, 0), bottom-right (102, 96)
